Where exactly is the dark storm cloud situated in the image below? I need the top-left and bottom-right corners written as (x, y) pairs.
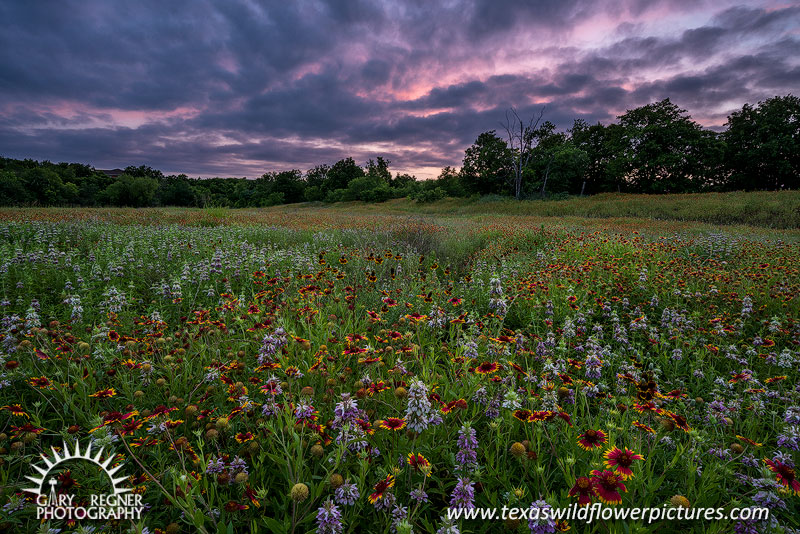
top-left (1, 0), bottom-right (798, 178)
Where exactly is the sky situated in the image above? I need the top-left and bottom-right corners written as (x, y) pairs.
top-left (1, 1), bottom-right (798, 179)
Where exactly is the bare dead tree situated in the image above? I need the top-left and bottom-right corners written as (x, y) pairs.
top-left (501, 106), bottom-right (545, 200)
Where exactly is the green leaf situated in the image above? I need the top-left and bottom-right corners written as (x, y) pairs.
top-left (261, 517), bottom-right (287, 534)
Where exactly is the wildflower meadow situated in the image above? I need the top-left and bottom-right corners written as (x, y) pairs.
top-left (0, 206), bottom-right (798, 534)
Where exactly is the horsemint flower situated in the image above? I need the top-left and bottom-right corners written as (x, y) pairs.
top-left (455, 423), bottom-right (478, 473)
top-left (528, 499), bottom-right (557, 533)
top-left (449, 477), bottom-right (475, 509)
top-left (405, 379), bottom-right (432, 433)
top-left (334, 479), bottom-right (360, 506)
top-left (316, 498), bottom-right (343, 534)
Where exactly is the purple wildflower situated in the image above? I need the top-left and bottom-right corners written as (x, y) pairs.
top-left (316, 498), bottom-right (343, 534)
top-left (449, 477), bottom-right (475, 509)
top-left (528, 500), bottom-right (556, 534)
top-left (332, 393), bottom-right (361, 429)
top-left (334, 480), bottom-right (359, 506)
top-left (455, 424), bottom-right (478, 474)
top-left (409, 488), bottom-right (428, 503)
top-left (405, 379), bottom-right (432, 433)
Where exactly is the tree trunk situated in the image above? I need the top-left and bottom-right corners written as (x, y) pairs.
top-left (540, 169), bottom-right (549, 198)
top-left (540, 155), bottom-right (554, 199)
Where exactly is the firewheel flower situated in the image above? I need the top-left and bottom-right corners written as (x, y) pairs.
top-left (568, 476), bottom-right (594, 506)
top-left (764, 459), bottom-right (800, 495)
top-left (235, 432), bottom-right (255, 443)
top-left (380, 417), bottom-right (407, 431)
top-left (10, 423), bottom-right (44, 438)
top-left (603, 447), bottom-right (645, 479)
top-left (369, 474), bottom-right (395, 504)
top-left (407, 453), bottom-right (431, 476)
top-left (590, 470), bottom-right (628, 505)
top-left (89, 387), bottom-right (117, 398)
top-left (475, 361), bottom-right (499, 375)
top-left (89, 410), bottom-right (138, 432)
top-left (1, 404), bottom-right (29, 418)
top-left (577, 429), bottom-right (608, 450)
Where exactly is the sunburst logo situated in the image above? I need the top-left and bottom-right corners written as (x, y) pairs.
top-left (23, 439), bottom-right (144, 521)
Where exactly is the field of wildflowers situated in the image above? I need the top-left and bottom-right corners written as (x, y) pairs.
top-left (0, 206), bottom-right (798, 534)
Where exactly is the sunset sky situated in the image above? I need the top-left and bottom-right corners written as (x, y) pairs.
top-left (1, 1), bottom-right (798, 179)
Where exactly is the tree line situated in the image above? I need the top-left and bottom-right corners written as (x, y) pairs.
top-left (1, 94), bottom-right (797, 207)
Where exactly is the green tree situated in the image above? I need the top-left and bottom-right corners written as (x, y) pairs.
top-left (391, 172), bottom-right (417, 191)
top-left (616, 99), bottom-right (710, 193)
top-left (21, 167), bottom-right (68, 205)
top-left (344, 175), bottom-right (392, 202)
top-left (365, 157), bottom-right (392, 184)
top-left (193, 177), bottom-right (238, 207)
top-left (723, 94), bottom-right (800, 190)
top-left (103, 174), bottom-right (159, 207)
top-left (431, 166), bottom-right (465, 197)
top-left (271, 170), bottom-right (305, 204)
top-left (124, 165), bottom-right (165, 180)
top-left (460, 131), bottom-right (512, 195)
top-left (72, 171), bottom-right (114, 206)
top-left (570, 119), bottom-right (620, 194)
top-left (0, 170), bottom-right (30, 205)
top-left (158, 175), bottom-right (197, 206)
top-left (303, 186), bottom-right (324, 202)
top-left (536, 145), bottom-right (589, 196)
top-left (305, 164), bottom-right (330, 188)
top-left (325, 158), bottom-right (364, 194)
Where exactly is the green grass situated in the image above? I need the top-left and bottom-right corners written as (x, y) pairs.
top-left (311, 191), bottom-right (800, 229)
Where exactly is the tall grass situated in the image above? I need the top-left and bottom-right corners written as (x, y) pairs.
top-left (342, 191), bottom-right (800, 229)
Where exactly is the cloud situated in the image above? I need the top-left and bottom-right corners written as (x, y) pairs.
top-left (0, 0), bottom-right (798, 178)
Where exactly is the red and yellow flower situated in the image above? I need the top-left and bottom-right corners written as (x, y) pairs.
top-left (29, 376), bottom-right (52, 389)
top-left (632, 420), bottom-right (655, 434)
top-left (513, 409), bottom-right (532, 422)
top-left (603, 447), bottom-right (644, 479)
top-left (764, 459), bottom-right (800, 495)
top-left (577, 429), bottom-right (607, 450)
top-left (379, 417), bottom-right (406, 431)
top-left (369, 474), bottom-right (395, 503)
top-left (407, 453), bottom-right (431, 476)
top-left (736, 435), bottom-right (762, 448)
top-left (590, 469), bottom-right (628, 505)
top-left (475, 361), bottom-right (499, 375)
top-left (236, 432), bottom-right (255, 443)
top-left (528, 410), bottom-right (555, 423)
top-left (568, 476), bottom-right (594, 506)
top-left (2, 404), bottom-right (29, 418)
